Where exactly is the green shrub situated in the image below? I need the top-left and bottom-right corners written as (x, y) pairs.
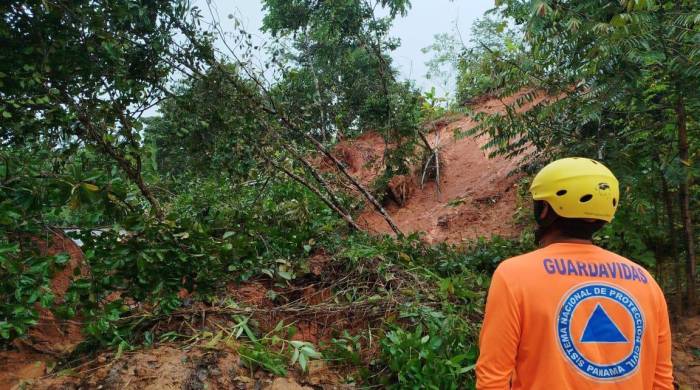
top-left (435, 234), bottom-right (536, 275)
top-left (379, 309), bottom-right (478, 389)
top-left (0, 240), bottom-right (68, 339)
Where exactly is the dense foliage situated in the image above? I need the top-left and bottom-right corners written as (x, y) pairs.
top-left (429, 0), bottom-right (699, 315)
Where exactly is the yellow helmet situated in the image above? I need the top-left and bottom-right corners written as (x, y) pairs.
top-left (530, 157), bottom-right (619, 222)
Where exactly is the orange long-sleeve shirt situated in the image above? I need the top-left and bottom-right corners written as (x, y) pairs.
top-left (476, 242), bottom-right (673, 390)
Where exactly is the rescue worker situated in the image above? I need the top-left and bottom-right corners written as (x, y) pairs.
top-left (476, 157), bottom-right (673, 389)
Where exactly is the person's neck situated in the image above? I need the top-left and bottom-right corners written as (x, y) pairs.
top-left (539, 231), bottom-right (592, 248)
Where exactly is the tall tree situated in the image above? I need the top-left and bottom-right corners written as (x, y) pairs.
top-left (458, 0), bottom-right (699, 312)
top-left (1, 0), bottom-right (213, 219)
top-left (262, 0), bottom-right (422, 177)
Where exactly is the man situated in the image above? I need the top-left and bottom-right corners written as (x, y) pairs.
top-left (476, 158), bottom-right (673, 389)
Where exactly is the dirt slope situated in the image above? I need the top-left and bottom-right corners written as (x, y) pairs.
top-left (355, 91), bottom-right (547, 243)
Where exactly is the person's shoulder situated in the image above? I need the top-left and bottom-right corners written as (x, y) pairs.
top-left (495, 247), bottom-right (550, 277)
top-left (595, 247), bottom-right (661, 289)
top-left (595, 247), bottom-right (651, 272)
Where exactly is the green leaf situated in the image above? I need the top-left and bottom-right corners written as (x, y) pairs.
top-left (81, 183), bottom-right (99, 192)
top-left (610, 14), bottom-right (627, 27)
top-left (301, 345), bottom-right (321, 359)
top-left (458, 363), bottom-right (476, 374)
top-left (291, 347), bottom-right (300, 365)
top-left (298, 352), bottom-right (308, 372)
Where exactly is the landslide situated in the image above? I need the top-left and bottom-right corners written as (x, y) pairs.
top-left (333, 91), bottom-right (549, 243)
top-left (3, 91), bottom-right (698, 389)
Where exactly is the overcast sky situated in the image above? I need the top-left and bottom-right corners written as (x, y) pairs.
top-left (198, 0), bottom-right (494, 98)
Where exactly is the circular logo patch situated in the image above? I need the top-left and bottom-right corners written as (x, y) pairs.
top-left (556, 283), bottom-right (644, 381)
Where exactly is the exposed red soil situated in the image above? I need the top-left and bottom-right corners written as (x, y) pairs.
top-left (308, 251), bottom-right (331, 276)
top-left (227, 281), bottom-right (275, 308)
top-left (0, 351), bottom-right (49, 389)
top-left (0, 231), bottom-right (88, 388)
top-left (20, 231), bottom-right (88, 355)
top-left (353, 91), bottom-right (550, 243)
top-left (224, 279), bottom-right (375, 346)
top-left (323, 131), bottom-right (387, 187)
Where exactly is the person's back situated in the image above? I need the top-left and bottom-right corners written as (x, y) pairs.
top-left (476, 158), bottom-right (673, 389)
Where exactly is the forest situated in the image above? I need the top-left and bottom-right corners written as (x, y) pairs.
top-left (1, 0), bottom-right (698, 388)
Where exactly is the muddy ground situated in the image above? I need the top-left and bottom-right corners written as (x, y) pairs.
top-left (341, 91), bottom-right (550, 243)
top-left (2, 312), bottom-right (698, 389)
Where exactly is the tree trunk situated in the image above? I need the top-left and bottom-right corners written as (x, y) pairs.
top-left (418, 131), bottom-right (434, 153)
top-left (260, 151), bottom-right (361, 232)
top-left (660, 166), bottom-right (682, 317)
top-left (198, 61), bottom-right (403, 236)
top-left (676, 94), bottom-right (697, 314)
top-left (300, 130), bottom-right (403, 236)
top-left (74, 112), bottom-right (164, 220)
top-left (245, 123), bottom-right (360, 232)
top-left (277, 141), bottom-right (357, 227)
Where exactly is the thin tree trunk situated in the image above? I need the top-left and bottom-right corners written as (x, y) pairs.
top-left (304, 33), bottom-right (329, 143)
top-left (418, 131), bottom-right (434, 153)
top-left (299, 130), bottom-right (403, 236)
top-left (676, 94), bottom-right (696, 314)
top-left (250, 70), bottom-right (404, 235)
top-left (660, 165), bottom-right (682, 317)
top-left (277, 141), bottom-right (355, 224)
top-left (274, 94), bottom-right (405, 235)
top-left (434, 130), bottom-right (441, 196)
top-left (311, 67), bottom-right (327, 143)
top-left (246, 125), bottom-right (359, 232)
top-left (174, 38), bottom-right (402, 236)
top-left (267, 91), bottom-right (404, 235)
top-left (650, 167), bottom-right (663, 289)
top-left (260, 152), bottom-right (361, 232)
top-left (74, 112), bottom-right (164, 220)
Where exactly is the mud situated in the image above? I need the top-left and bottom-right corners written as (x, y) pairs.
top-left (224, 277), bottom-right (369, 346)
top-left (355, 92), bottom-right (550, 243)
top-left (11, 344), bottom-right (353, 390)
top-left (0, 231), bottom-right (89, 389)
top-left (18, 231), bottom-right (88, 355)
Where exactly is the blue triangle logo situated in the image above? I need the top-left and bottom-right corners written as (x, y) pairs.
top-left (580, 304), bottom-right (628, 343)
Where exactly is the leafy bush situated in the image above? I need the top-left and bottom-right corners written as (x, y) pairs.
top-left (322, 233), bottom-right (492, 388)
top-left (166, 177), bottom-right (343, 265)
top-left (64, 178), bottom-right (344, 346)
top-left (379, 307), bottom-right (478, 389)
top-left (436, 234), bottom-right (536, 275)
top-left (0, 241), bottom-right (69, 339)
top-left (0, 146), bottom-right (131, 340)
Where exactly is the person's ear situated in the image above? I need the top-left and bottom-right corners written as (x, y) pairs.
top-left (539, 202), bottom-right (550, 220)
